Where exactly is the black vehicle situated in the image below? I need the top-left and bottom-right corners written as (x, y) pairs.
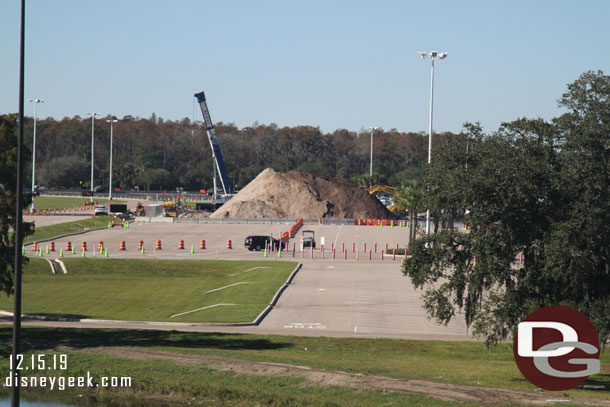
top-left (245, 235), bottom-right (285, 251)
top-left (301, 230), bottom-right (316, 249)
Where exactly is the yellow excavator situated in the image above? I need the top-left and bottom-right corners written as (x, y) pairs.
top-left (366, 185), bottom-right (398, 213)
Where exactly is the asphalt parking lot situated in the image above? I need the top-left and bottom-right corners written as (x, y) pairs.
top-left (28, 221), bottom-right (416, 261)
top-left (23, 221), bottom-right (472, 340)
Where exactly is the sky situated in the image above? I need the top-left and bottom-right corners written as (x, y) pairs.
top-left (1, 0), bottom-right (609, 135)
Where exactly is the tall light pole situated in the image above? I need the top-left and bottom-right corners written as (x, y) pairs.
top-left (419, 50), bottom-right (448, 235)
top-left (106, 118), bottom-right (118, 200)
top-left (368, 126), bottom-right (380, 186)
top-left (13, 1), bottom-right (26, 406)
top-left (86, 112), bottom-right (100, 202)
top-left (27, 98), bottom-right (43, 211)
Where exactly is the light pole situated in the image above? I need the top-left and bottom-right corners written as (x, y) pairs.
top-left (106, 118), bottom-right (118, 200)
top-left (27, 98), bottom-right (44, 211)
top-left (368, 127), bottom-right (380, 186)
top-left (86, 112), bottom-right (100, 202)
top-left (419, 50), bottom-right (447, 235)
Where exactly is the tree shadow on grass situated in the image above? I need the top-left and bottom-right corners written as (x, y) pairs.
top-left (0, 326), bottom-right (291, 358)
top-left (580, 374), bottom-right (610, 394)
top-left (24, 312), bottom-right (91, 320)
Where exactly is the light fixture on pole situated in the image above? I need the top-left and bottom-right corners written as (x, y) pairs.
top-left (86, 112), bottom-right (100, 202)
top-left (368, 126), bottom-right (380, 187)
top-left (27, 98), bottom-right (44, 212)
top-left (419, 50), bottom-right (448, 235)
top-left (106, 118), bottom-right (118, 200)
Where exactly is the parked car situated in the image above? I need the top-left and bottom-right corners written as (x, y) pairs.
top-left (301, 230), bottom-right (316, 249)
top-left (114, 211), bottom-right (135, 220)
top-left (93, 205), bottom-right (109, 216)
top-left (244, 235), bottom-right (285, 251)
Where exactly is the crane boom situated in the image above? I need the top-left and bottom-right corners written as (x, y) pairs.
top-left (194, 91), bottom-right (232, 195)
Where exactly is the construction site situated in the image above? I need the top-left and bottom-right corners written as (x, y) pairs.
top-left (4, 2), bottom-right (610, 406)
top-left (132, 92), bottom-right (403, 223)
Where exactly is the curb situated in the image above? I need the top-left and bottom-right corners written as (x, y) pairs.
top-left (250, 262), bottom-right (302, 325)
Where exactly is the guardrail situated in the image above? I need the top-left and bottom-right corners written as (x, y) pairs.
top-left (170, 218), bottom-right (299, 224)
top-left (38, 190), bottom-right (219, 201)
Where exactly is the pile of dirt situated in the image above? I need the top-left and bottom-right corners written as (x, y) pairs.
top-left (210, 168), bottom-right (395, 219)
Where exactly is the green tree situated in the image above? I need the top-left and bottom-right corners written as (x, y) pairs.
top-left (394, 181), bottom-right (424, 247)
top-left (37, 155), bottom-right (89, 188)
top-left (0, 115), bottom-right (33, 295)
top-left (402, 71), bottom-right (610, 346)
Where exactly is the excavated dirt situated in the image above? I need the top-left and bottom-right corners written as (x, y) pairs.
top-left (211, 168), bottom-right (395, 219)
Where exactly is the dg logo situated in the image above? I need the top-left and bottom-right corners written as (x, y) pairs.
top-left (513, 305), bottom-right (600, 391)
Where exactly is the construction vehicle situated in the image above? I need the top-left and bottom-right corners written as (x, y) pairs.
top-left (162, 190), bottom-right (188, 217)
top-left (366, 185), bottom-right (398, 212)
top-left (163, 201), bottom-right (178, 217)
top-left (301, 230), bottom-right (316, 249)
top-left (135, 202), bottom-right (145, 216)
top-left (194, 91), bottom-right (232, 200)
top-left (367, 185), bottom-right (397, 196)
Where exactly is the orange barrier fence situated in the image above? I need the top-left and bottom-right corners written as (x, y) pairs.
top-left (284, 218), bottom-right (304, 241)
top-left (354, 219), bottom-right (404, 226)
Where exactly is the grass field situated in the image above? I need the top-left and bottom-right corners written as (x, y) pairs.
top-left (24, 216), bottom-right (114, 244)
top-left (0, 258), bottom-right (297, 323)
top-left (0, 327), bottom-right (607, 406)
top-left (31, 196), bottom-right (125, 211)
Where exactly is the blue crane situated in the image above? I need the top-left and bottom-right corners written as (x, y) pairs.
top-left (194, 91), bottom-right (232, 195)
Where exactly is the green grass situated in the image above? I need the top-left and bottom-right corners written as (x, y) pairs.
top-left (0, 258), bottom-right (297, 323)
top-left (386, 247), bottom-right (407, 255)
top-left (0, 350), bottom-right (495, 407)
top-left (24, 216), bottom-right (114, 244)
top-left (30, 196), bottom-right (125, 211)
top-left (0, 327), bottom-right (606, 406)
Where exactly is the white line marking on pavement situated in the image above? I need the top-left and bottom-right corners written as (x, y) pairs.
top-left (317, 288), bottom-right (327, 291)
top-left (354, 326), bottom-right (358, 332)
top-left (229, 266), bottom-right (270, 277)
top-left (333, 224), bottom-right (343, 248)
top-left (283, 322), bottom-right (326, 329)
top-left (170, 303), bottom-right (235, 318)
top-left (206, 282), bottom-right (254, 294)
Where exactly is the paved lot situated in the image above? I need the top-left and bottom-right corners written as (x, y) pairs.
top-left (260, 260), bottom-right (470, 339)
top-left (22, 222), bottom-right (473, 340)
top-left (24, 215), bottom-right (92, 228)
top-left (28, 222), bottom-right (416, 260)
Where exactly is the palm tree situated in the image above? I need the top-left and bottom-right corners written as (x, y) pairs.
top-left (395, 180), bottom-right (424, 248)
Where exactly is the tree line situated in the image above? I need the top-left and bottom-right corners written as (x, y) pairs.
top-left (11, 114), bottom-right (455, 192)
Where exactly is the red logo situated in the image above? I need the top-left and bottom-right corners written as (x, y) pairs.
top-left (513, 305), bottom-right (600, 391)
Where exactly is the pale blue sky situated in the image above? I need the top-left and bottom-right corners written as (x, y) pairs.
top-left (1, 1), bottom-right (609, 134)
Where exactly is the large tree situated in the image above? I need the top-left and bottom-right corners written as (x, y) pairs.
top-left (402, 71), bottom-right (610, 346)
top-left (0, 115), bottom-right (33, 295)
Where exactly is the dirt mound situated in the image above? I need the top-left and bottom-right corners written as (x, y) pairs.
top-left (211, 168), bottom-right (395, 219)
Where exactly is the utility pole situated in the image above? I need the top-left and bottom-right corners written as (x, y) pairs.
top-left (419, 50), bottom-right (448, 235)
top-left (27, 98), bottom-right (43, 211)
top-left (106, 118), bottom-right (118, 200)
top-left (86, 112), bottom-right (100, 202)
top-left (368, 127), bottom-right (380, 187)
